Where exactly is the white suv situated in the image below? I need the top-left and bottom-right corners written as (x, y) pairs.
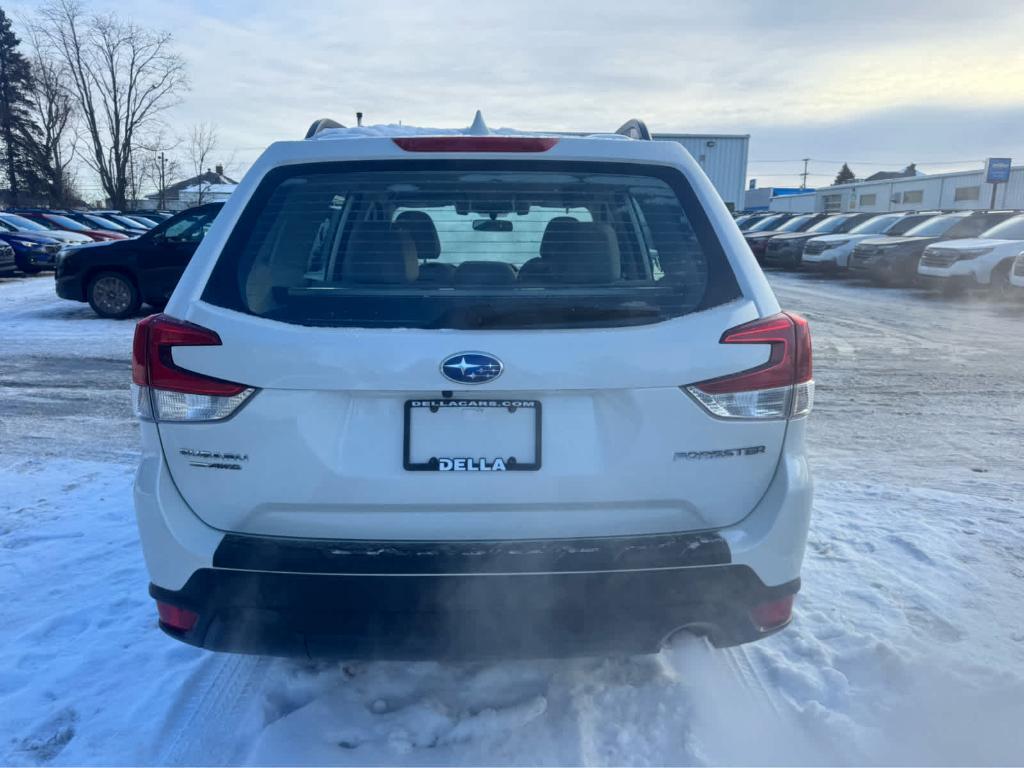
top-left (1010, 252), bottom-right (1024, 290)
top-left (918, 212), bottom-right (1024, 296)
top-left (802, 211), bottom-right (939, 271)
top-left (131, 117), bottom-right (814, 659)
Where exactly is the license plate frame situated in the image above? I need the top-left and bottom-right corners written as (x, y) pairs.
top-left (403, 398), bottom-right (542, 472)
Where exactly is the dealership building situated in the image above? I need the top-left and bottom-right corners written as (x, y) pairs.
top-left (652, 133), bottom-right (749, 211)
top-left (767, 163), bottom-right (1024, 214)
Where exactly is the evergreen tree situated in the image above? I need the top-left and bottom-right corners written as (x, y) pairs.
top-left (833, 163), bottom-right (856, 186)
top-left (0, 9), bottom-right (37, 204)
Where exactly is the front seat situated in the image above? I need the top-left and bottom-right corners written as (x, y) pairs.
top-left (393, 210), bottom-right (454, 284)
top-left (545, 222), bottom-right (621, 284)
top-left (518, 216), bottom-right (579, 283)
top-left (342, 221), bottom-right (419, 284)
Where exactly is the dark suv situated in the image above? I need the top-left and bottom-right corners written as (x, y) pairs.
top-left (55, 203), bottom-right (223, 318)
top-left (848, 210), bottom-right (1020, 286)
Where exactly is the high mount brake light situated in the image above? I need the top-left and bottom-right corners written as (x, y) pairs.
top-left (392, 136), bottom-right (559, 153)
top-left (685, 312), bottom-right (814, 419)
top-left (132, 314), bottom-right (254, 422)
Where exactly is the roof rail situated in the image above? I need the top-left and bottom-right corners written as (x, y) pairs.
top-left (615, 119), bottom-right (652, 140)
top-left (305, 118), bottom-right (346, 139)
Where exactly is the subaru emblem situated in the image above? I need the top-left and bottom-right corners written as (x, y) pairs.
top-left (440, 352), bottom-right (503, 384)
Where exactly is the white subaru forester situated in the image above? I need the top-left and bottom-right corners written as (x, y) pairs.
top-left (132, 117), bottom-right (814, 659)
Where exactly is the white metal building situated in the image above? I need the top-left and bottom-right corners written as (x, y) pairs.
top-left (769, 165), bottom-right (1024, 214)
top-left (653, 133), bottom-right (750, 211)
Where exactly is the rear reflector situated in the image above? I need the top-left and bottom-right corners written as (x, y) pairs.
top-left (685, 311), bottom-right (814, 419)
top-left (132, 314), bottom-right (254, 422)
top-left (392, 136), bottom-right (558, 153)
top-left (156, 602), bottom-right (198, 632)
top-left (750, 595), bottom-right (794, 631)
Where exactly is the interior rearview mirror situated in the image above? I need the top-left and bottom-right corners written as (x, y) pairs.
top-left (472, 219), bottom-right (513, 232)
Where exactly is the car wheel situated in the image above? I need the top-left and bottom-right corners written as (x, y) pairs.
top-left (88, 271), bottom-right (141, 319)
top-left (19, 265), bottom-right (42, 275)
top-left (989, 261), bottom-right (1015, 301)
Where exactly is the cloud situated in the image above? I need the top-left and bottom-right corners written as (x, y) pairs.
top-left (9, 0), bottom-right (1024, 186)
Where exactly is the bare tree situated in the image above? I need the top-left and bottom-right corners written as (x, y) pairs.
top-left (34, 0), bottom-right (188, 208)
top-left (129, 127), bottom-right (178, 207)
top-left (186, 121), bottom-right (217, 204)
top-left (17, 26), bottom-right (77, 206)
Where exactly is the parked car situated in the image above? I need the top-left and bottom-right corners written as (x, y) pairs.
top-left (0, 240), bottom-right (16, 276)
top-left (739, 212), bottom-right (792, 233)
top-left (762, 212), bottom-right (877, 270)
top-left (63, 211), bottom-right (142, 238)
top-left (122, 214), bottom-right (161, 228)
top-left (56, 203), bottom-right (222, 318)
top-left (11, 210), bottom-right (130, 242)
top-left (1010, 252), bottom-right (1024, 291)
top-left (131, 120), bottom-right (814, 660)
top-left (745, 213), bottom-right (827, 261)
top-left (90, 210), bottom-right (156, 231)
top-left (125, 210), bottom-right (174, 221)
top-left (848, 210), bottom-right (1019, 286)
top-left (802, 211), bottom-right (940, 272)
top-left (85, 212), bottom-right (149, 237)
top-left (0, 212), bottom-right (92, 245)
top-left (0, 220), bottom-right (66, 273)
top-left (918, 213), bottom-right (1024, 297)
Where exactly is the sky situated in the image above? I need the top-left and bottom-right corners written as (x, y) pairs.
top-left (9, 0), bottom-right (1024, 191)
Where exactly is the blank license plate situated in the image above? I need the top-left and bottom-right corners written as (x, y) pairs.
top-left (404, 399), bottom-right (541, 471)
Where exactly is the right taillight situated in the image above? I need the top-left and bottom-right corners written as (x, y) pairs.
top-left (132, 314), bottom-right (255, 422)
top-left (685, 311), bottom-right (813, 420)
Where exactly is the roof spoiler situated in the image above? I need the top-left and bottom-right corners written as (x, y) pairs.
top-left (304, 118), bottom-right (346, 139)
top-left (615, 119), bottom-right (652, 140)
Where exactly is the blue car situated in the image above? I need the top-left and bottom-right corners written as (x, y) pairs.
top-left (0, 220), bottom-right (65, 273)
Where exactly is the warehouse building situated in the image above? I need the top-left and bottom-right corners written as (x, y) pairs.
top-left (652, 133), bottom-right (749, 211)
top-left (768, 164), bottom-right (1024, 214)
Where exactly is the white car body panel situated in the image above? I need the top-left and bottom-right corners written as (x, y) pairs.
top-left (1010, 253), bottom-right (1024, 288)
top-left (917, 237), bottom-right (1024, 284)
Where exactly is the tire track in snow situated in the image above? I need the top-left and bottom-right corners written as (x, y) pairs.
top-left (153, 654), bottom-right (271, 765)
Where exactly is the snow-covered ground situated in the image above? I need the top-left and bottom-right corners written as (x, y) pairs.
top-left (1, 273), bottom-right (1023, 766)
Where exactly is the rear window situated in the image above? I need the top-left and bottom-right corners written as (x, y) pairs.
top-left (203, 162), bottom-right (740, 329)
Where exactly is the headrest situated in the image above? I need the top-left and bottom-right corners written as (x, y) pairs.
top-left (539, 216), bottom-right (580, 259)
top-left (545, 222), bottom-right (621, 284)
top-left (393, 210), bottom-right (441, 260)
top-left (453, 260), bottom-right (517, 286)
top-left (342, 222), bottom-right (418, 284)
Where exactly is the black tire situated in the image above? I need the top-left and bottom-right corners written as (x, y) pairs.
top-left (989, 261), bottom-right (1015, 301)
top-left (19, 265), bottom-right (42, 275)
top-left (87, 271), bottom-right (141, 319)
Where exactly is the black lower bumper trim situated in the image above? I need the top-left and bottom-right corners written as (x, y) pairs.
top-left (150, 566), bottom-right (800, 660)
top-left (213, 531), bottom-right (731, 575)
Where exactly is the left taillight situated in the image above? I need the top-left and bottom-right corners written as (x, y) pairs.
top-left (685, 311), bottom-right (813, 420)
top-left (132, 313), bottom-right (255, 422)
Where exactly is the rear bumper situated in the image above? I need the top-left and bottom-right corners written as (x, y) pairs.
top-left (135, 419), bottom-right (812, 660)
top-left (150, 540), bottom-right (800, 659)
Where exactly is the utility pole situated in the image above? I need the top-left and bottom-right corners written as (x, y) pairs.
top-left (158, 152), bottom-right (166, 209)
top-left (800, 158), bottom-right (810, 190)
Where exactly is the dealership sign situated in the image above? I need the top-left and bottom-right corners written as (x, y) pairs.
top-left (985, 157), bottom-right (1012, 184)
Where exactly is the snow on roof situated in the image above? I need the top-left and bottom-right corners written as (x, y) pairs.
top-left (308, 111), bottom-right (631, 142)
top-left (181, 182), bottom-right (237, 194)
